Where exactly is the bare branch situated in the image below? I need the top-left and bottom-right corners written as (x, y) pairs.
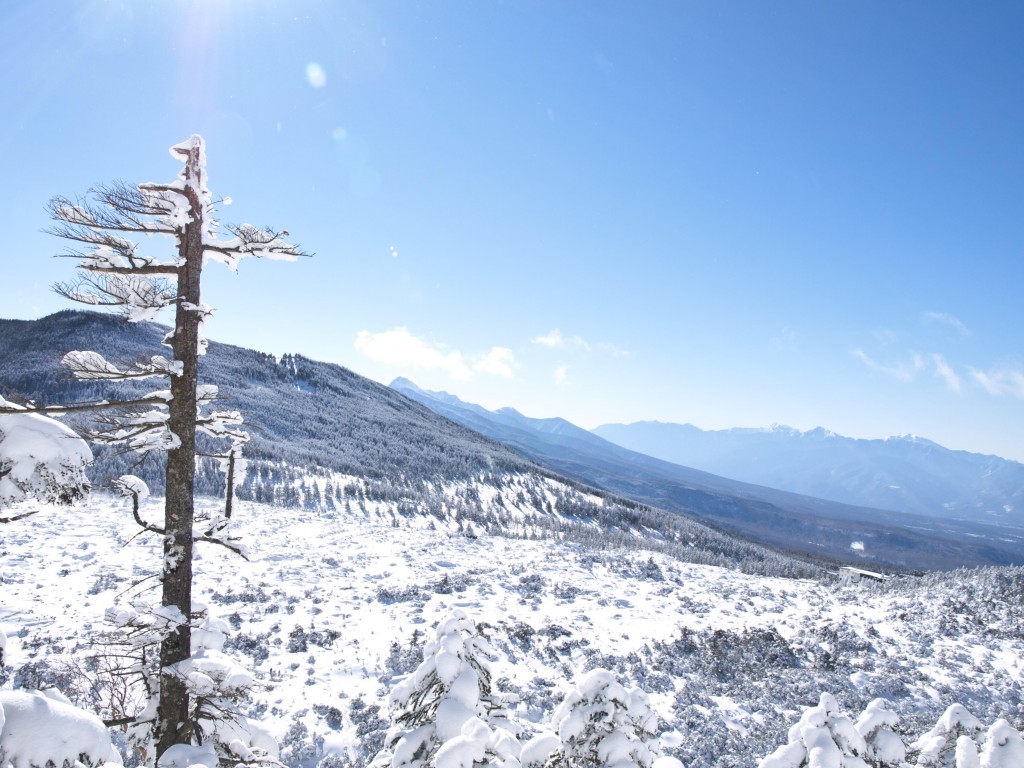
top-left (0, 508), bottom-right (39, 523)
top-left (0, 396), bottom-right (172, 416)
top-left (113, 477), bottom-right (165, 536)
top-left (103, 715), bottom-right (140, 728)
top-left (194, 534), bottom-right (249, 560)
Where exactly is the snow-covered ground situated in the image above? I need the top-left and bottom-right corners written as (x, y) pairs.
top-left (2, 493), bottom-right (1022, 766)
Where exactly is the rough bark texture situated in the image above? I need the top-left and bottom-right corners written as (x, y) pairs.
top-left (156, 142), bottom-right (204, 756)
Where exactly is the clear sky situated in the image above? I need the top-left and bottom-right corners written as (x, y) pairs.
top-left (2, 1), bottom-right (1022, 461)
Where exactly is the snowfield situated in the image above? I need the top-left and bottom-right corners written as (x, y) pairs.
top-left (1, 491), bottom-right (1022, 766)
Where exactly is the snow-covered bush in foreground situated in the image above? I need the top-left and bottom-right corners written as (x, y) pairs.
top-left (905, 703), bottom-right (1024, 767)
top-left (0, 688), bottom-right (120, 768)
top-left (0, 396), bottom-right (91, 512)
top-left (909, 703), bottom-right (983, 767)
top-left (529, 668), bottom-right (660, 768)
top-left (758, 692), bottom-right (869, 768)
top-left (373, 609), bottom-right (520, 768)
top-left (760, 696), bottom-right (1024, 768)
top-left (855, 698), bottom-right (905, 767)
top-left (978, 719), bottom-right (1024, 767)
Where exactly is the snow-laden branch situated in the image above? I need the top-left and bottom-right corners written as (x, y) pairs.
top-left (62, 350), bottom-right (183, 380)
top-left (54, 272), bottom-right (177, 323)
top-left (82, 405), bottom-right (179, 453)
top-left (203, 223), bottom-right (310, 269)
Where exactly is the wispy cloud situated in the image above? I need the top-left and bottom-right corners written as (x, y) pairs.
top-left (531, 328), bottom-right (589, 351)
top-left (531, 329), bottom-right (565, 348)
top-left (474, 347), bottom-right (516, 378)
top-left (923, 311), bottom-right (971, 336)
top-left (354, 327), bottom-right (516, 380)
top-left (931, 353), bottom-right (961, 393)
top-left (971, 367), bottom-right (1024, 399)
top-left (855, 348), bottom-right (966, 394)
top-left (852, 349), bottom-right (925, 382)
top-left (531, 329), bottom-right (627, 356)
top-left (554, 365), bottom-right (570, 385)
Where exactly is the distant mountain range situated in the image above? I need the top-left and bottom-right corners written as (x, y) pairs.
top-left (390, 378), bottom-right (1024, 570)
top-left (593, 421), bottom-right (1024, 526)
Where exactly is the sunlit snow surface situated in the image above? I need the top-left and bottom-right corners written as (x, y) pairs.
top-left (1, 494), bottom-right (1022, 766)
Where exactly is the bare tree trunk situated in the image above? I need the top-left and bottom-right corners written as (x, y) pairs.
top-left (225, 448), bottom-right (235, 520)
top-left (156, 142), bottom-right (204, 756)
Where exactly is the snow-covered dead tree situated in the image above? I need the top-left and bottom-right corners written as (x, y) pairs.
top-left (41, 134), bottom-right (307, 758)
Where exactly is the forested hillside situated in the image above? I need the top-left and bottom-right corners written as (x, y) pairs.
top-left (0, 310), bottom-right (818, 579)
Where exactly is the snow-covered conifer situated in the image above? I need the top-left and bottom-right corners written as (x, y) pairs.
top-left (854, 698), bottom-right (905, 767)
top-left (542, 668), bottom-right (659, 768)
top-left (909, 703), bottom-right (983, 767)
top-left (757, 692), bottom-right (869, 768)
top-left (978, 719), bottom-right (1024, 768)
top-left (374, 609), bottom-right (520, 768)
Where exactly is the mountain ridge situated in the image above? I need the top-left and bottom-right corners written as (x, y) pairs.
top-left (390, 378), bottom-right (1024, 570)
top-left (592, 420), bottom-right (1024, 525)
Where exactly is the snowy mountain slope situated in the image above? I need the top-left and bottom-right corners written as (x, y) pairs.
top-left (389, 379), bottom-right (1024, 570)
top-left (592, 421), bottom-right (1024, 527)
top-left (0, 311), bottom-right (533, 493)
top-left (2, 493), bottom-right (1022, 768)
top-left (0, 312), bottom-right (829, 580)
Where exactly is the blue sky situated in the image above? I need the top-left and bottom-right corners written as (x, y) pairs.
top-left (2, 1), bottom-right (1022, 460)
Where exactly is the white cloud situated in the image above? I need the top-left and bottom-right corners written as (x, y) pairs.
top-left (532, 329), bottom-right (565, 348)
top-left (354, 328), bottom-right (516, 381)
top-left (852, 349), bottom-right (925, 382)
top-left (971, 367), bottom-right (1024, 399)
top-left (531, 329), bottom-right (625, 356)
top-left (554, 365), bottom-right (570, 385)
top-left (474, 347), bottom-right (516, 378)
top-left (923, 311), bottom-right (971, 336)
top-left (855, 348), bottom-right (967, 393)
top-left (931, 353), bottom-right (961, 393)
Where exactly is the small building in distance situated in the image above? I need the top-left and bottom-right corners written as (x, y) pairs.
top-left (838, 566), bottom-right (887, 585)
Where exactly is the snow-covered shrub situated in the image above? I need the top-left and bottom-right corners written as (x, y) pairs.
top-left (373, 609), bottom-right (520, 768)
top-left (909, 703), bottom-right (983, 767)
top-left (757, 692), bottom-right (869, 768)
top-left (0, 688), bottom-right (120, 768)
top-left (854, 698), bottom-right (905, 767)
top-left (0, 397), bottom-right (92, 511)
top-left (978, 719), bottom-right (1024, 767)
top-left (536, 668), bottom-right (659, 768)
